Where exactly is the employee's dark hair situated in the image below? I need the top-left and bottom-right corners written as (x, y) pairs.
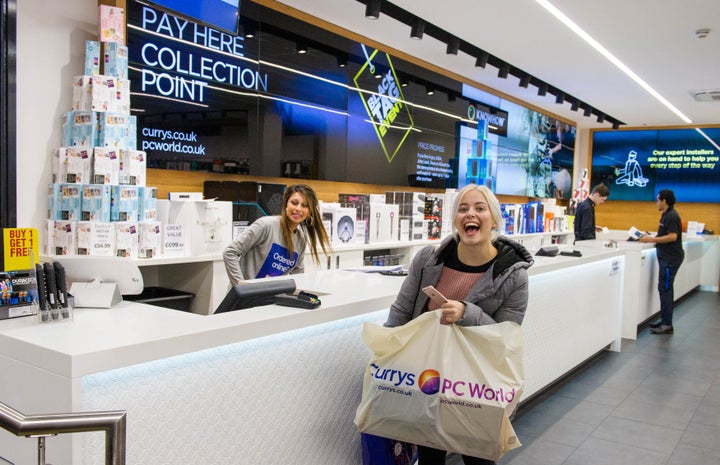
top-left (280, 184), bottom-right (332, 264)
top-left (658, 189), bottom-right (676, 206)
top-left (592, 183), bottom-right (610, 197)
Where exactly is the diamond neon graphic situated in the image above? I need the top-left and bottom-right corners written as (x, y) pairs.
top-left (353, 48), bottom-right (414, 163)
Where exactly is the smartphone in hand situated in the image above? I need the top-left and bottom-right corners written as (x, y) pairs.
top-left (422, 285), bottom-right (448, 306)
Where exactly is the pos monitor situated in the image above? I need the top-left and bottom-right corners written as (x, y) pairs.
top-left (214, 279), bottom-right (296, 313)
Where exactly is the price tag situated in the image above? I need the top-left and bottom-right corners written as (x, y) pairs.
top-left (163, 224), bottom-right (185, 257)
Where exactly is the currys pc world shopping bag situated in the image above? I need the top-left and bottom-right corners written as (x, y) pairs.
top-left (354, 310), bottom-right (524, 462)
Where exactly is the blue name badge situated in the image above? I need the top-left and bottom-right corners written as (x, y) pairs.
top-left (255, 243), bottom-right (298, 279)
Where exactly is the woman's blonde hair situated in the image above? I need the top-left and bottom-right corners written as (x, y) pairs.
top-left (450, 184), bottom-right (504, 239)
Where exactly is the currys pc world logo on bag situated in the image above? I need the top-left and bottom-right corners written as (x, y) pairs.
top-left (370, 364), bottom-right (516, 404)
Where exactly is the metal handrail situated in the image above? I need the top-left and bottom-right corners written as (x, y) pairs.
top-left (0, 401), bottom-right (126, 465)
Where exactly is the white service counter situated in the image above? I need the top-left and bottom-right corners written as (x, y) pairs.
top-left (1, 247), bottom-right (625, 465)
top-left (576, 232), bottom-right (719, 339)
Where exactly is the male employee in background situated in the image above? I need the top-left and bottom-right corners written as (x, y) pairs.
top-left (639, 189), bottom-right (684, 335)
top-left (573, 183), bottom-right (610, 242)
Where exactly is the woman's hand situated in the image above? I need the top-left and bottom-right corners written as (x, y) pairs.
top-left (440, 300), bottom-right (466, 325)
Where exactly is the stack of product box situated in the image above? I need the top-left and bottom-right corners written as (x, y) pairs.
top-left (385, 191), bottom-right (427, 241)
top-left (338, 193), bottom-right (400, 244)
top-left (500, 200), bottom-right (570, 236)
top-left (47, 5), bottom-right (160, 259)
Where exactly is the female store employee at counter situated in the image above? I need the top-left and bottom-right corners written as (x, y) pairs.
top-left (223, 184), bottom-right (332, 285)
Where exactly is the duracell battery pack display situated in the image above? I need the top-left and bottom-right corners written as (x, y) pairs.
top-left (0, 269), bottom-right (39, 320)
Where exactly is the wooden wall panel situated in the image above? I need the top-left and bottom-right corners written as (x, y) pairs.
top-left (597, 201), bottom-right (719, 233)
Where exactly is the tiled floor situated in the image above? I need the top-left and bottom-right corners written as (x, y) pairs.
top-left (494, 290), bottom-right (720, 465)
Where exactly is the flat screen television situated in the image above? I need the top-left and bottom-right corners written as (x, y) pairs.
top-left (214, 279), bottom-right (296, 313)
top-left (591, 127), bottom-right (720, 202)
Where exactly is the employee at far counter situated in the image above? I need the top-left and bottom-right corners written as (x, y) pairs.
top-left (573, 183), bottom-right (609, 242)
top-left (638, 189), bottom-right (684, 335)
top-left (223, 184), bottom-right (332, 286)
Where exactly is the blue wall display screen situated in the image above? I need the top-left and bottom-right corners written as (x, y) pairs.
top-left (146, 0), bottom-right (240, 34)
top-left (591, 128), bottom-right (720, 203)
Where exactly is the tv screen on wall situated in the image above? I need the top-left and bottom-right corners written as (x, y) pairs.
top-left (591, 127), bottom-right (720, 203)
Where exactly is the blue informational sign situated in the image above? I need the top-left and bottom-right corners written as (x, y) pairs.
top-left (591, 128), bottom-right (720, 203)
top-left (146, 0), bottom-right (240, 34)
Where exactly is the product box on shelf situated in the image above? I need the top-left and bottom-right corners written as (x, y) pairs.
top-left (54, 147), bottom-right (92, 184)
top-left (103, 42), bottom-right (128, 79)
top-left (98, 112), bottom-right (130, 148)
top-left (119, 149), bottom-right (146, 186)
top-left (72, 75), bottom-right (111, 113)
top-left (46, 220), bottom-right (77, 256)
top-left (139, 186), bottom-right (158, 221)
top-left (110, 185), bottom-right (140, 222)
top-left (62, 111), bottom-right (98, 147)
top-left (93, 147), bottom-right (120, 185)
top-left (138, 221), bottom-right (162, 259)
top-left (338, 193), bottom-right (386, 205)
top-left (412, 219), bottom-right (429, 241)
top-left (127, 115), bottom-right (137, 149)
top-left (109, 78), bottom-right (131, 114)
top-left (48, 183), bottom-right (82, 222)
top-left (76, 221), bottom-right (115, 256)
top-left (424, 195), bottom-right (443, 240)
top-left (99, 4), bottom-right (125, 44)
top-left (157, 199), bottom-right (232, 256)
top-left (115, 221), bottom-right (139, 259)
top-left (338, 201), bottom-right (371, 244)
top-left (81, 184), bottom-right (112, 222)
top-left (326, 206), bottom-right (361, 246)
top-left (368, 203), bottom-right (400, 244)
top-left (84, 40), bottom-right (100, 76)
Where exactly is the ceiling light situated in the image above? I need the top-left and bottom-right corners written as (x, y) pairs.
top-left (365, 0), bottom-right (381, 20)
top-left (475, 52), bottom-right (489, 68)
top-left (446, 37), bottom-right (459, 55)
top-left (337, 54), bottom-right (348, 68)
top-left (555, 92), bottom-right (565, 104)
top-left (612, 121), bottom-right (620, 130)
top-left (696, 28), bottom-right (711, 39)
top-left (535, 0), bottom-right (691, 124)
top-left (570, 100), bottom-right (579, 111)
top-left (537, 82), bottom-right (548, 96)
top-left (519, 74), bottom-right (531, 88)
top-left (410, 18), bottom-right (425, 39)
top-left (242, 22), bottom-right (256, 38)
top-left (497, 63), bottom-right (510, 79)
top-left (426, 86), bottom-right (435, 96)
top-left (597, 113), bottom-right (605, 123)
top-left (296, 42), bottom-right (308, 54)
top-left (583, 106), bottom-right (592, 117)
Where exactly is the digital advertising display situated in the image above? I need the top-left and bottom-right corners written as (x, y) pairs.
top-left (591, 127), bottom-right (720, 203)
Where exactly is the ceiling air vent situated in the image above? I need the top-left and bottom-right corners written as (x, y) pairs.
top-left (693, 90), bottom-right (720, 102)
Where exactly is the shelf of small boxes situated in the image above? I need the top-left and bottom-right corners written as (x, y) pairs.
top-left (47, 5), bottom-right (162, 261)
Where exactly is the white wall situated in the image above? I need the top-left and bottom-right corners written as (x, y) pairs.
top-left (16, 0), bottom-right (97, 246)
